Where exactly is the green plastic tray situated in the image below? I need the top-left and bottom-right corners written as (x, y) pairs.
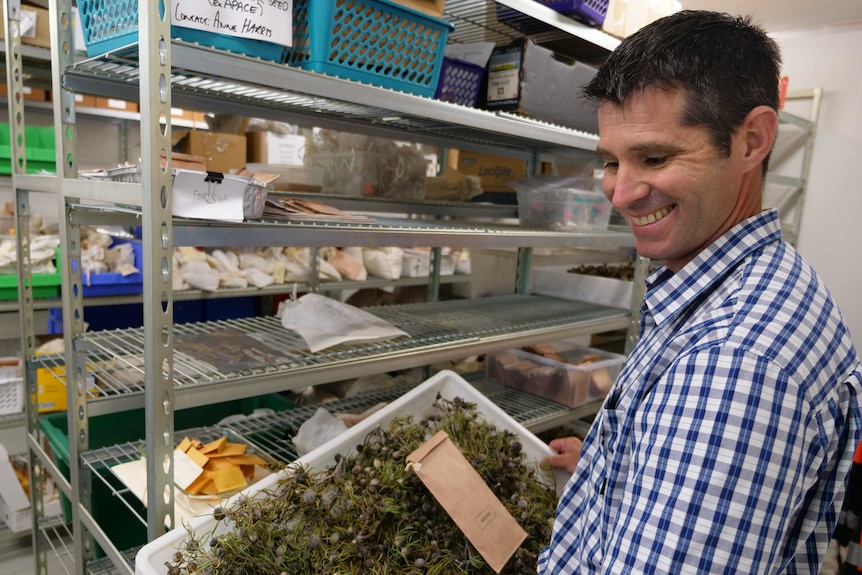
top-left (40, 393), bottom-right (295, 557)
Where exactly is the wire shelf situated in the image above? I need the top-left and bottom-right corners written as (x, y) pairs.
top-left (35, 295), bottom-right (627, 410)
top-left (37, 515), bottom-right (75, 575)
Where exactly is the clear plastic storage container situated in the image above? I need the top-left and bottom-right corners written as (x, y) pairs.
top-left (517, 186), bottom-right (612, 230)
top-left (486, 341), bottom-right (625, 407)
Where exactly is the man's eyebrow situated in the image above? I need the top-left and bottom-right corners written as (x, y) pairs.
top-left (595, 143), bottom-right (684, 158)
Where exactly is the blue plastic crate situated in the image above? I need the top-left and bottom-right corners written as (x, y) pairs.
top-left (81, 239), bottom-right (143, 297)
top-left (76, 0), bottom-right (287, 62)
top-left (283, 0), bottom-right (453, 97)
top-left (497, 0), bottom-right (608, 30)
top-left (434, 57), bottom-right (485, 107)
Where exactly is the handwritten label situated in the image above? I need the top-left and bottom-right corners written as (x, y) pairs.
top-left (172, 0), bottom-right (293, 48)
top-left (172, 169), bottom-right (247, 221)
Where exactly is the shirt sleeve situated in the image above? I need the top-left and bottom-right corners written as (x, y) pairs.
top-left (602, 346), bottom-right (830, 574)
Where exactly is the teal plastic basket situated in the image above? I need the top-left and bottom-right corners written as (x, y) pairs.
top-left (284, 0), bottom-right (454, 97)
top-left (76, 0), bottom-right (287, 62)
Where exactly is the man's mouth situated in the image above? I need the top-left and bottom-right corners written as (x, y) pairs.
top-left (631, 206), bottom-right (674, 226)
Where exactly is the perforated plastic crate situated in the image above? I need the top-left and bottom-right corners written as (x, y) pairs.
top-left (283, 0), bottom-right (453, 97)
top-left (434, 57), bottom-right (485, 107)
top-left (76, 0), bottom-right (287, 61)
top-left (497, 0), bottom-right (608, 30)
top-left (0, 358), bottom-right (23, 416)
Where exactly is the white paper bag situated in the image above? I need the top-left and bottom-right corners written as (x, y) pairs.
top-left (280, 293), bottom-right (409, 352)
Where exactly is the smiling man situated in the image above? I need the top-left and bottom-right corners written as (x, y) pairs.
top-left (539, 11), bottom-right (862, 574)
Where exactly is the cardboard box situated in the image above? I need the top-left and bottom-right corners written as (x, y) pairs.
top-left (603, 0), bottom-right (680, 39)
top-left (170, 108), bottom-right (208, 125)
top-left (0, 442), bottom-right (30, 532)
top-left (390, 0), bottom-right (444, 18)
top-left (95, 97), bottom-right (139, 113)
top-left (75, 93), bottom-right (97, 108)
top-left (170, 107), bottom-right (196, 123)
top-left (177, 130), bottom-right (247, 174)
top-left (0, 5), bottom-right (51, 49)
top-left (246, 131), bottom-right (306, 166)
top-left (46, 92), bottom-right (98, 107)
top-left (447, 149), bottom-right (527, 193)
top-left (0, 83), bottom-right (48, 102)
top-left (482, 40), bottom-right (599, 134)
top-left (35, 364), bottom-right (97, 413)
top-left (0, 442), bottom-right (61, 532)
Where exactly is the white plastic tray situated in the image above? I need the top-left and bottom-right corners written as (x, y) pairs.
top-left (532, 265), bottom-right (634, 310)
top-left (135, 370), bottom-right (568, 574)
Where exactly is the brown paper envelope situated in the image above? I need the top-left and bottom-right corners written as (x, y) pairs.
top-left (406, 430), bottom-right (527, 574)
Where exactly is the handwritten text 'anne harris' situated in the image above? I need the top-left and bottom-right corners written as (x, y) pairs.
top-left (174, 0), bottom-right (292, 41)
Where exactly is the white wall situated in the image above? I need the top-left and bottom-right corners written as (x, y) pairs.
top-left (776, 24), bottom-right (862, 351)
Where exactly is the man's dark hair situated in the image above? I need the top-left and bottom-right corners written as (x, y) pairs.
top-left (583, 10), bottom-right (782, 174)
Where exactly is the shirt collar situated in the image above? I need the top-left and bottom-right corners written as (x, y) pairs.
top-left (642, 209), bottom-right (784, 327)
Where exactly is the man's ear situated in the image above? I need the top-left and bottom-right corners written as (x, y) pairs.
top-left (740, 105), bottom-right (779, 169)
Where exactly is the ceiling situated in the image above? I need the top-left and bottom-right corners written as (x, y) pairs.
top-left (681, 0), bottom-right (862, 33)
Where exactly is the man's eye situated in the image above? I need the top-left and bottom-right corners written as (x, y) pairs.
top-left (603, 160), bottom-right (619, 170)
top-left (645, 156), bottom-right (667, 166)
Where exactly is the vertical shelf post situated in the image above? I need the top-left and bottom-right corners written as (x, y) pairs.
top-left (2, 3), bottom-right (47, 571)
top-left (139, 0), bottom-right (176, 542)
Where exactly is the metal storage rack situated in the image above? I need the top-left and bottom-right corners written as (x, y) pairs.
top-left (3, 2), bottom-right (640, 574)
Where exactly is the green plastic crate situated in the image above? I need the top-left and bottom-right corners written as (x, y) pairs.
top-left (40, 393), bottom-right (295, 556)
top-left (0, 246), bottom-right (61, 301)
top-left (0, 123), bottom-right (56, 174)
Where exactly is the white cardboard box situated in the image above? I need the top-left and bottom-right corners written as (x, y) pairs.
top-left (0, 442), bottom-right (29, 532)
top-left (135, 370), bottom-right (568, 574)
top-left (0, 442), bottom-right (60, 532)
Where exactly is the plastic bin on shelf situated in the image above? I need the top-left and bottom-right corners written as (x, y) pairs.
top-left (39, 393), bottom-right (295, 558)
top-left (531, 265), bottom-right (634, 310)
top-left (434, 57), bottom-right (485, 107)
top-left (135, 370), bottom-right (569, 575)
top-left (517, 186), bottom-right (613, 231)
top-left (486, 341), bottom-right (625, 407)
top-left (81, 238), bottom-right (144, 297)
top-left (283, 0), bottom-right (453, 97)
top-left (0, 246), bottom-right (61, 301)
top-left (496, 0), bottom-right (608, 31)
top-left (0, 123), bottom-right (56, 174)
top-left (0, 358), bottom-right (23, 416)
top-left (76, 0), bottom-right (287, 62)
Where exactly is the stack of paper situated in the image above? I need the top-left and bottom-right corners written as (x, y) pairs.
top-left (263, 197), bottom-right (374, 224)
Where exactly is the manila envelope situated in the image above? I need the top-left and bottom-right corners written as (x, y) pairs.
top-left (406, 430), bottom-right (527, 573)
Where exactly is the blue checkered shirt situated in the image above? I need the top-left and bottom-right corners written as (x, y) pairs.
top-left (538, 210), bottom-right (862, 574)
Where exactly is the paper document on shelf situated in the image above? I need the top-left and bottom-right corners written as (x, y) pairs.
top-left (172, 169), bottom-right (247, 222)
top-left (444, 42), bottom-right (495, 68)
top-left (280, 293), bottom-right (409, 353)
top-left (109, 458), bottom-right (238, 527)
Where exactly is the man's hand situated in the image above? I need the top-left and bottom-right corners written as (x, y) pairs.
top-left (543, 436), bottom-right (584, 474)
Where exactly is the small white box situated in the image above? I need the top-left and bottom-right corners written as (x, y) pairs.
top-left (0, 442), bottom-right (61, 532)
top-left (401, 249), bottom-right (431, 277)
top-left (135, 371), bottom-right (568, 575)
